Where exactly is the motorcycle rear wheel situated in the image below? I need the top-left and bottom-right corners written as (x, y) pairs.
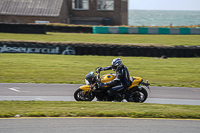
top-left (126, 87), bottom-right (148, 103)
top-left (74, 89), bottom-right (95, 101)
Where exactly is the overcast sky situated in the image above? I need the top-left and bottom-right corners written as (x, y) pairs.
top-left (129, 0), bottom-right (200, 10)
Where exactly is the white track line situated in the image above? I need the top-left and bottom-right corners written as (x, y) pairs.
top-left (8, 87), bottom-right (29, 92)
top-left (8, 87), bottom-right (20, 92)
top-left (36, 98), bottom-right (45, 101)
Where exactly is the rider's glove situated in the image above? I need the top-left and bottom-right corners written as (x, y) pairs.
top-left (97, 67), bottom-right (103, 73)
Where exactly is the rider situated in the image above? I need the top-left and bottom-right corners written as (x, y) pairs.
top-left (98, 58), bottom-right (131, 101)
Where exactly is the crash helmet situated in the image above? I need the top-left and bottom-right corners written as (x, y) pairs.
top-left (111, 58), bottom-right (123, 71)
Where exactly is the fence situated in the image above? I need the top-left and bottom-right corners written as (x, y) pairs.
top-left (0, 41), bottom-right (199, 57)
top-left (46, 25), bottom-right (92, 33)
top-left (93, 27), bottom-right (200, 34)
top-left (1, 23), bottom-right (200, 35)
top-left (0, 23), bottom-right (46, 34)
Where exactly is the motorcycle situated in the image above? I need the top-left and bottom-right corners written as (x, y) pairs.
top-left (74, 68), bottom-right (151, 102)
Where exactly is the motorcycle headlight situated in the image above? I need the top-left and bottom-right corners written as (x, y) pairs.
top-left (85, 79), bottom-right (90, 85)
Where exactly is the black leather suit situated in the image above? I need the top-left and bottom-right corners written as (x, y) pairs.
top-left (102, 65), bottom-right (131, 90)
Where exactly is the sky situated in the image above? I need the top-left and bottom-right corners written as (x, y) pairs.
top-left (129, 0), bottom-right (200, 11)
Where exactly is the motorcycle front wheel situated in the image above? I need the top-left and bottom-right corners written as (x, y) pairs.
top-left (126, 87), bottom-right (148, 103)
top-left (74, 89), bottom-right (95, 101)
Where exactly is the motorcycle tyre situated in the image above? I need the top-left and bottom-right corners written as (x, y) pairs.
top-left (127, 87), bottom-right (148, 103)
top-left (74, 89), bottom-right (95, 101)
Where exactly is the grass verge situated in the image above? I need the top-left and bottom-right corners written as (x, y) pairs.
top-left (0, 32), bottom-right (200, 46)
top-left (0, 101), bottom-right (199, 119)
top-left (45, 23), bottom-right (200, 28)
top-left (0, 54), bottom-right (200, 87)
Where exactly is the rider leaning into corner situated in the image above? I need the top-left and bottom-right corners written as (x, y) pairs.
top-left (98, 58), bottom-right (131, 101)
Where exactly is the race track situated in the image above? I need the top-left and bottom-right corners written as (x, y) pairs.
top-left (0, 118), bottom-right (199, 133)
top-left (1, 83), bottom-right (200, 133)
top-left (0, 83), bottom-right (200, 105)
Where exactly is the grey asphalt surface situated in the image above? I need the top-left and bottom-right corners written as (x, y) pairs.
top-left (0, 83), bottom-right (200, 105)
top-left (0, 118), bottom-right (199, 133)
top-left (0, 83), bottom-right (200, 133)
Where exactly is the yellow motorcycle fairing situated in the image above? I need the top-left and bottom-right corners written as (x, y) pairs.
top-left (79, 85), bottom-right (91, 94)
top-left (100, 74), bottom-right (116, 83)
top-left (80, 76), bottom-right (143, 92)
top-left (79, 74), bottom-right (116, 92)
top-left (128, 77), bottom-right (143, 89)
top-left (100, 74), bottom-right (143, 89)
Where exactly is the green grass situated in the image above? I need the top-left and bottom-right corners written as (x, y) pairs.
top-left (0, 101), bottom-right (199, 119)
top-left (0, 54), bottom-right (200, 87)
top-left (46, 23), bottom-right (200, 28)
top-left (0, 32), bottom-right (200, 46)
